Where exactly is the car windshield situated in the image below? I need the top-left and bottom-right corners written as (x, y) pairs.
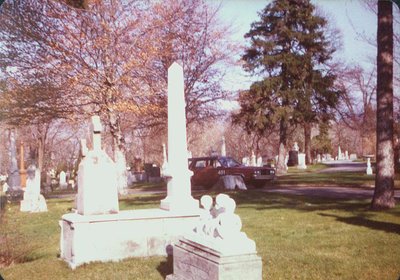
top-left (219, 157), bottom-right (241, 168)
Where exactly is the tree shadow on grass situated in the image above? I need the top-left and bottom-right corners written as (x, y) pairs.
top-left (156, 254), bottom-right (173, 278)
top-left (231, 191), bottom-right (372, 213)
top-left (319, 213), bottom-right (400, 235)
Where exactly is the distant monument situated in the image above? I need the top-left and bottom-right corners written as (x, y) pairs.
top-left (250, 151), bottom-right (256, 166)
top-left (287, 142), bottom-right (299, 166)
top-left (297, 153), bottom-right (307, 169)
top-left (20, 165), bottom-right (47, 212)
top-left (161, 143), bottom-right (168, 177)
top-left (59, 170), bottom-right (67, 189)
top-left (221, 136), bottom-right (226, 157)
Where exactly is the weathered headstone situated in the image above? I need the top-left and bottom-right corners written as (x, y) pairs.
top-left (221, 136), bottom-right (226, 157)
top-left (160, 62), bottom-right (198, 212)
top-left (161, 143), bottom-right (168, 177)
top-left (59, 171), bottom-right (67, 189)
top-left (256, 156), bottom-right (263, 167)
top-left (76, 116), bottom-right (119, 215)
top-left (345, 150), bottom-right (349, 160)
top-left (60, 113), bottom-right (200, 269)
top-left (349, 153), bottom-right (357, 160)
top-left (287, 151), bottom-right (298, 166)
top-left (366, 156), bottom-right (373, 175)
top-left (338, 146), bottom-right (342, 160)
top-left (167, 194), bottom-right (261, 280)
top-left (297, 153), bottom-right (307, 169)
top-left (293, 142), bottom-right (299, 151)
top-left (250, 151), bottom-right (256, 166)
top-left (20, 165), bottom-right (47, 212)
top-left (242, 157), bottom-right (249, 166)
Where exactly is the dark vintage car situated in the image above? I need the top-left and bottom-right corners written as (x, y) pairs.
top-left (188, 156), bottom-right (276, 188)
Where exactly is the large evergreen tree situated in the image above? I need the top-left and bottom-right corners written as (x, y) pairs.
top-left (234, 0), bottom-right (340, 173)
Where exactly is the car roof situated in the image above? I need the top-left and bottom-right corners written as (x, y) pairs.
top-left (188, 156), bottom-right (232, 161)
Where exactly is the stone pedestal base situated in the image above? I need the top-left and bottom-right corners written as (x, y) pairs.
top-left (59, 208), bottom-right (200, 269)
top-left (167, 238), bottom-right (262, 280)
top-left (160, 196), bottom-right (199, 213)
top-left (20, 194), bottom-right (47, 212)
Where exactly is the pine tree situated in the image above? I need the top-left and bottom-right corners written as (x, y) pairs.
top-left (234, 0), bottom-right (340, 173)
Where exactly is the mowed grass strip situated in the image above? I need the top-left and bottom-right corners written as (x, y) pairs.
top-left (0, 190), bottom-right (399, 280)
top-left (272, 164), bottom-right (400, 189)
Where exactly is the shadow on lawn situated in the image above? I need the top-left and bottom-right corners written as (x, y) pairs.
top-left (232, 191), bottom-right (371, 213)
top-left (319, 213), bottom-right (400, 235)
top-left (156, 254), bottom-right (173, 278)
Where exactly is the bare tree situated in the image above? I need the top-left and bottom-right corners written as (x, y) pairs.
top-left (0, 0), bottom-right (235, 161)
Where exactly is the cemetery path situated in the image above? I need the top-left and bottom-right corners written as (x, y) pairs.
top-left (317, 160), bottom-right (368, 173)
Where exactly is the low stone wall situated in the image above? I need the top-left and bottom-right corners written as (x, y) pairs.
top-left (60, 209), bottom-right (200, 269)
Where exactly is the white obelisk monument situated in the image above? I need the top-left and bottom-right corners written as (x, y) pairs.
top-left (160, 62), bottom-right (198, 212)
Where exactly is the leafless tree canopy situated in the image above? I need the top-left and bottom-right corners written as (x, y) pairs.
top-left (0, 0), bottom-right (235, 153)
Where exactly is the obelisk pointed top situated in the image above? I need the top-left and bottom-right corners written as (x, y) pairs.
top-left (170, 61), bottom-right (183, 69)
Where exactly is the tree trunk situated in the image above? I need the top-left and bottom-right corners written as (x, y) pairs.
top-left (277, 119), bottom-right (288, 174)
top-left (304, 122), bottom-right (312, 164)
top-left (372, 0), bottom-right (395, 210)
top-left (38, 137), bottom-right (44, 171)
top-left (107, 111), bottom-right (126, 157)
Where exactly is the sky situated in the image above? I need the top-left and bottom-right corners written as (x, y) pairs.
top-left (214, 0), bottom-right (377, 94)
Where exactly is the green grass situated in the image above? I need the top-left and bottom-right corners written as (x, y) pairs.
top-left (1, 191), bottom-right (399, 280)
top-left (272, 165), bottom-right (400, 189)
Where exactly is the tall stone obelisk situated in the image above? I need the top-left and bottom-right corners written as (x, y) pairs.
top-left (160, 62), bottom-right (198, 212)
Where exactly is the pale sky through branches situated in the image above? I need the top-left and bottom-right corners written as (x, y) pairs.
top-left (215, 0), bottom-right (377, 95)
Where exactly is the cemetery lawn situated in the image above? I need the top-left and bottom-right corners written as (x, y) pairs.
top-left (272, 164), bottom-right (400, 189)
top-left (1, 191), bottom-right (399, 280)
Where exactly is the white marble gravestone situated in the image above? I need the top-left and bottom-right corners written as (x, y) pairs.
top-left (350, 153), bottom-right (357, 160)
top-left (297, 153), bottom-right (307, 169)
top-left (167, 194), bottom-right (262, 280)
top-left (250, 151), bottom-right (256, 166)
top-left (60, 65), bottom-right (201, 269)
top-left (338, 146), bottom-right (342, 160)
top-left (366, 157), bottom-right (373, 175)
top-left (257, 156), bottom-right (263, 167)
top-left (20, 165), bottom-right (47, 212)
top-left (161, 143), bottom-right (168, 177)
top-left (160, 62), bottom-right (198, 212)
top-left (221, 136), bottom-right (226, 157)
top-left (76, 116), bottom-right (119, 215)
top-left (59, 171), bottom-right (67, 189)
